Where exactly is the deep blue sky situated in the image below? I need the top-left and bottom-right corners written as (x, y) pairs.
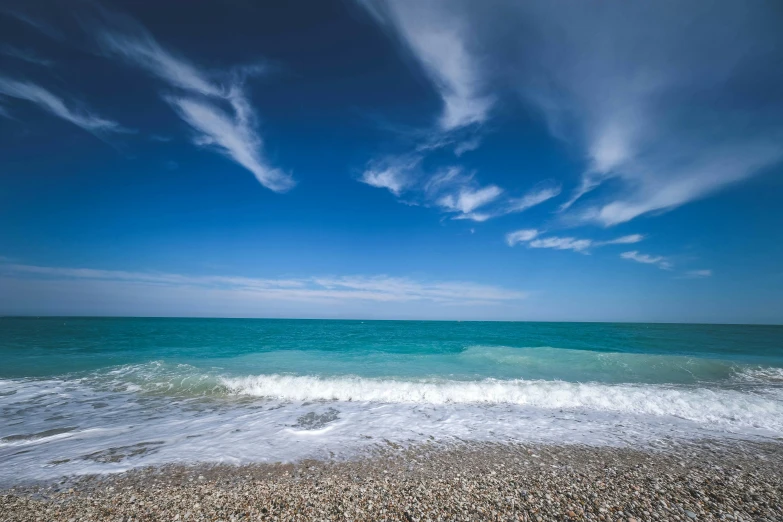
top-left (1, 0), bottom-right (782, 323)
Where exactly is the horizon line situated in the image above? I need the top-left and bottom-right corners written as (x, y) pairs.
top-left (1, 315), bottom-right (781, 327)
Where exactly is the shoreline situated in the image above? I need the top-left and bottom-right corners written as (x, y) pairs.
top-left (3, 440), bottom-right (782, 521)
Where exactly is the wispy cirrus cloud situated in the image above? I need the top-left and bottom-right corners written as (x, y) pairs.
top-left (528, 236), bottom-right (593, 253)
top-left (360, 167), bottom-right (409, 196)
top-left (445, 178), bottom-right (560, 222)
top-left (0, 262), bottom-right (527, 305)
top-left (0, 45), bottom-right (52, 66)
top-left (360, 0), bottom-right (493, 132)
top-left (684, 269), bottom-right (712, 279)
top-left (1, 8), bottom-right (63, 40)
top-left (620, 251), bottom-right (672, 270)
top-left (359, 155), bottom-right (420, 196)
top-left (506, 229), bottom-right (644, 253)
top-left (598, 234), bottom-right (645, 246)
top-left (94, 17), bottom-right (223, 98)
top-left (312, 275), bottom-right (526, 303)
top-left (356, 0), bottom-right (509, 219)
top-left (166, 96), bottom-right (293, 193)
top-left (438, 184), bottom-right (503, 218)
top-left (0, 76), bottom-right (126, 134)
top-left (83, 7), bottom-right (294, 192)
top-left (360, 1), bottom-right (783, 227)
top-left (453, 136), bottom-right (482, 156)
top-left (516, 1), bottom-right (783, 226)
top-left (504, 182), bottom-right (562, 215)
top-left (361, 160), bottom-right (560, 222)
top-left (505, 229), bottom-right (539, 246)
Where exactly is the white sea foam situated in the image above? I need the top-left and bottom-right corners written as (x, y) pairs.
top-left (221, 374), bottom-right (783, 431)
top-left (733, 366), bottom-right (783, 384)
top-left (2, 368), bottom-right (783, 486)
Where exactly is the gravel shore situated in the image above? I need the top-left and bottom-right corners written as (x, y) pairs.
top-left (2, 441), bottom-right (781, 521)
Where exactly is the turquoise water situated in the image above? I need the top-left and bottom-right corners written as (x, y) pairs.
top-left (1, 318), bottom-right (782, 484)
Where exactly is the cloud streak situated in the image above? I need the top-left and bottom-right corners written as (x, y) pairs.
top-left (505, 182), bottom-right (562, 214)
top-left (0, 76), bottom-right (125, 135)
top-left (528, 236), bottom-right (593, 253)
top-left (505, 229), bottom-right (539, 247)
top-left (0, 45), bottom-right (52, 66)
top-left (360, 0), bottom-right (783, 226)
top-left (359, 155), bottom-right (420, 196)
top-left (0, 262), bottom-right (527, 305)
top-left (362, 161), bottom-right (560, 222)
top-left (86, 7), bottom-right (294, 192)
top-left (357, 0), bottom-right (509, 218)
top-left (620, 251), bottom-right (672, 270)
top-left (167, 96), bottom-right (293, 192)
top-left (1, 8), bottom-right (63, 40)
top-left (513, 1), bottom-right (783, 226)
top-left (684, 269), bottom-right (712, 279)
top-left (361, 0), bottom-right (493, 131)
top-left (597, 234), bottom-right (645, 246)
top-left (438, 184), bottom-right (503, 216)
top-left (507, 230), bottom-right (644, 253)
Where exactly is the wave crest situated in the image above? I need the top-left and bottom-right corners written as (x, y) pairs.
top-left (221, 374), bottom-right (783, 431)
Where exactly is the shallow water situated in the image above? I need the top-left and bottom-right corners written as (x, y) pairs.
top-left (1, 318), bottom-right (782, 485)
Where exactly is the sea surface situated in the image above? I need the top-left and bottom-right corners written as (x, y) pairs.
top-left (1, 317), bottom-right (782, 485)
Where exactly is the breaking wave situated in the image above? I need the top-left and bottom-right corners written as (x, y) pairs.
top-left (221, 374), bottom-right (783, 432)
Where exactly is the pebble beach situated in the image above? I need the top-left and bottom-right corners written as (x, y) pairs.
top-left (2, 441), bottom-right (781, 521)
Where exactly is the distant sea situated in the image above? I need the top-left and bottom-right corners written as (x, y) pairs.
top-left (1, 317), bottom-right (782, 485)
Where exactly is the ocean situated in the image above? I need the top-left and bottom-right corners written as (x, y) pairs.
top-left (1, 317), bottom-right (782, 485)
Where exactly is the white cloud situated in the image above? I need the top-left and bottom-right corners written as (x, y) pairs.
top-left (576, 143), bottom-right (783, 226)
top-left (358, 2), bottom-right (573, 218)
top-left (453, 212), bottom-right (492, 223)
top-left (1, 9), bottom-right (62, 40)
top-left (360, 1), bottom-right (783, 226)
top-left (359, 156), bottom-right (420, 196)
top-left (0, 76), bottom-right (125, 134)
top-left (508, 231), bottom-right (644, 253)
top-left (0, 45), bottom-right (52, 66)
top-left (539, 2), bottom-right (783, 225)
top-left (437, 185), bottom-right (502, 215)
top-left (87, 8), bottom-right (293, 192)
top-left (505, 229), bottom-right (539, 246)
top-left (422, 166), bottom-right (465, 195)
top-left (363, 161), bottom-right (558, 223)
top-left (596, 234), bottom-right (645, 246)
top-left (685, 269), bottom-right (712, 278)
top-left (453, 136), bottom-right (482, 156)
top-left (360, 167), bottom-right (408, 196)
top-left (92, 11), bottom-right (223, 98)
top-left (529, 236), bottom-right (593, 253)
top-left (356, 1), bottom-right (495, 195)
top-left (513, 2), bottom-right (783, 225)
top-left (620, 251), bottom-right (672, 270)
top-left (312, 275), bottom-right (525, 302)
top-left (167, 96), bottom-right (293, 192)
top-left (433, 176), bottom-right (559, 222)
top-left (0, 262), bottom-right (527, 305)
top-left (361, 0), bottom-right (493, 131)
top-left (505, 182), bottom-right (561, 214)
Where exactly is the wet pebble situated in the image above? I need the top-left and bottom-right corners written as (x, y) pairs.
top-left (1, 442), bottom-right (781, 521)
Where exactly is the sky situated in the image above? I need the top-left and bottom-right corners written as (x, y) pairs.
top-left (1, 0), bottom-right (782, 323)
